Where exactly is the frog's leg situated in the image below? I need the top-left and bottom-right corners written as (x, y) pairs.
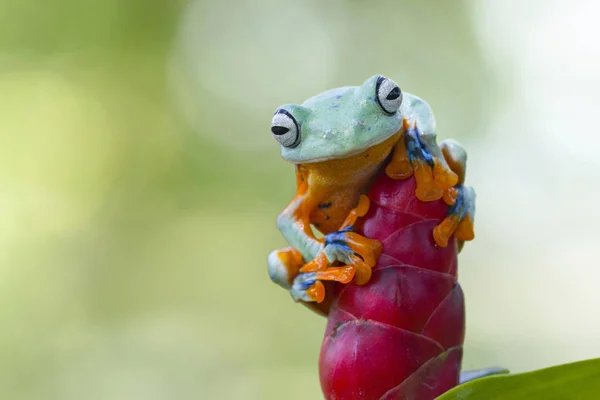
top-left (384, 93), bottom-right (475, 249)
top-left (267, 168), bottom-right (324, 292)
top-left (267, 194), bottom-right (324, 289)
top-left (289, 195), bottom-right (382, 303)
top-left (385, 93), bottom-right (458, 202)
top-left (384, 118), bottom-right (414, 179)
top-left (433, 139), bottom-right (476, 250)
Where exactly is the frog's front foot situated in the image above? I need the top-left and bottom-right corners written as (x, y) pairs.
top-left (293, 195), bottom-right (383, 303)
top-left (433, 139), bottom-right (476, 250)
top-left (434, 184), bottom-right (475, 250)
top-left (386, 121), bottom-right (458, 202)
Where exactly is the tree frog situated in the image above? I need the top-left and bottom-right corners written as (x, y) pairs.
top-left (267, 75), bottom-right (475, 305)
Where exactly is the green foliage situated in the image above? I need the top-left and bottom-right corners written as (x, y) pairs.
top-left (438, 358), bottom-right (600, 399)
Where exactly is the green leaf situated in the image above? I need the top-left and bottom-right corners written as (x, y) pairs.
top-left (437, 358), bottom-right (600, 399)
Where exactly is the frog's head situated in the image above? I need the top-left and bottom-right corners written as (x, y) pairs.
top-left (271, 75), bottom-right (404, 163)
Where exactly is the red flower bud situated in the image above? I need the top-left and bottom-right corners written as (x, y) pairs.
top-left (319, 172), bottom-right (465, 400)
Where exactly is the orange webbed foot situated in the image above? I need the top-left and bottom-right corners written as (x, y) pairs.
top-left (407, 123), bottom-right (458, 202)
top-left (320, 195), bottom-right (382, 275)
top-left (433, 186), bottom-right (475, 249)
top-left (432, 139), bottom-right (476, 250)
top-left (290, 195), bottom-right (383, 303)
top-left (317, 232), bottom-right (382, 287)
top-left (387, 121), bottom-right (459, 202)
top-left (314, 253), bottom-right (375, 286)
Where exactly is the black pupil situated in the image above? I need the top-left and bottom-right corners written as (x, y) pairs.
top-left (386, 87), bottom-right (400, 100)
top-left (271, 126), bottom-right (290, 136)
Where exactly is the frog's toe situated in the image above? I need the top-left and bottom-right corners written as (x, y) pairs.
top-left (405, 124), bottom-right (458, 202)
top-left (318, 228), bottom-right (382, 285)
top-left (324, 229), bottom-right (381, 266)
top-left (267, 247), bottom-right (304, 289)
top-left (385, 119), bottom-right (414, 180)
top-left (290, 273), bottom-right (325, 303)
top-left (299, 251), bottom-right (328, 273)
top-left (440, 138), bottom-right (467, 185)
top-left (433, 184), bottom-right (476, 249)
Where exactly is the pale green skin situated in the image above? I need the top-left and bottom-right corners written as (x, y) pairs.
top-left (278, 74), bottom-right (437, 163)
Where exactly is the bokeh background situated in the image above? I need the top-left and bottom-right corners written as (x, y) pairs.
top-left (1, 0), bottom-right (599, 398)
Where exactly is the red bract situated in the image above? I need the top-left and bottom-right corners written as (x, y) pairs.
top-left (319, 172), bottom-right (465, 400)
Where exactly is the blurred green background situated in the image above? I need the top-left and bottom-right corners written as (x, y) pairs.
top-left (2, 0), bottom-right (599, 398)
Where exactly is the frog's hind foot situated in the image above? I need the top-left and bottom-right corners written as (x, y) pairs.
top-left (386, 121), bottom-right (458, 202)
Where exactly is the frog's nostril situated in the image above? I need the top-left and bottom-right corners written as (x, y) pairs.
top-left (272, 126), bottom-right (290, 136)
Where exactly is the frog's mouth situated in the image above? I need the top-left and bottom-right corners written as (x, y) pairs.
top-left (293, 130), bottom-right (402, 166)
top-left (291, 129), bottom-right (402, 165)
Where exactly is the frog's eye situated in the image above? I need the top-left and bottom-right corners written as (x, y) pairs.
top-left (271, 109), bottom-right (300, 148)
top-left (375, 75), bottom-right (403, 115)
